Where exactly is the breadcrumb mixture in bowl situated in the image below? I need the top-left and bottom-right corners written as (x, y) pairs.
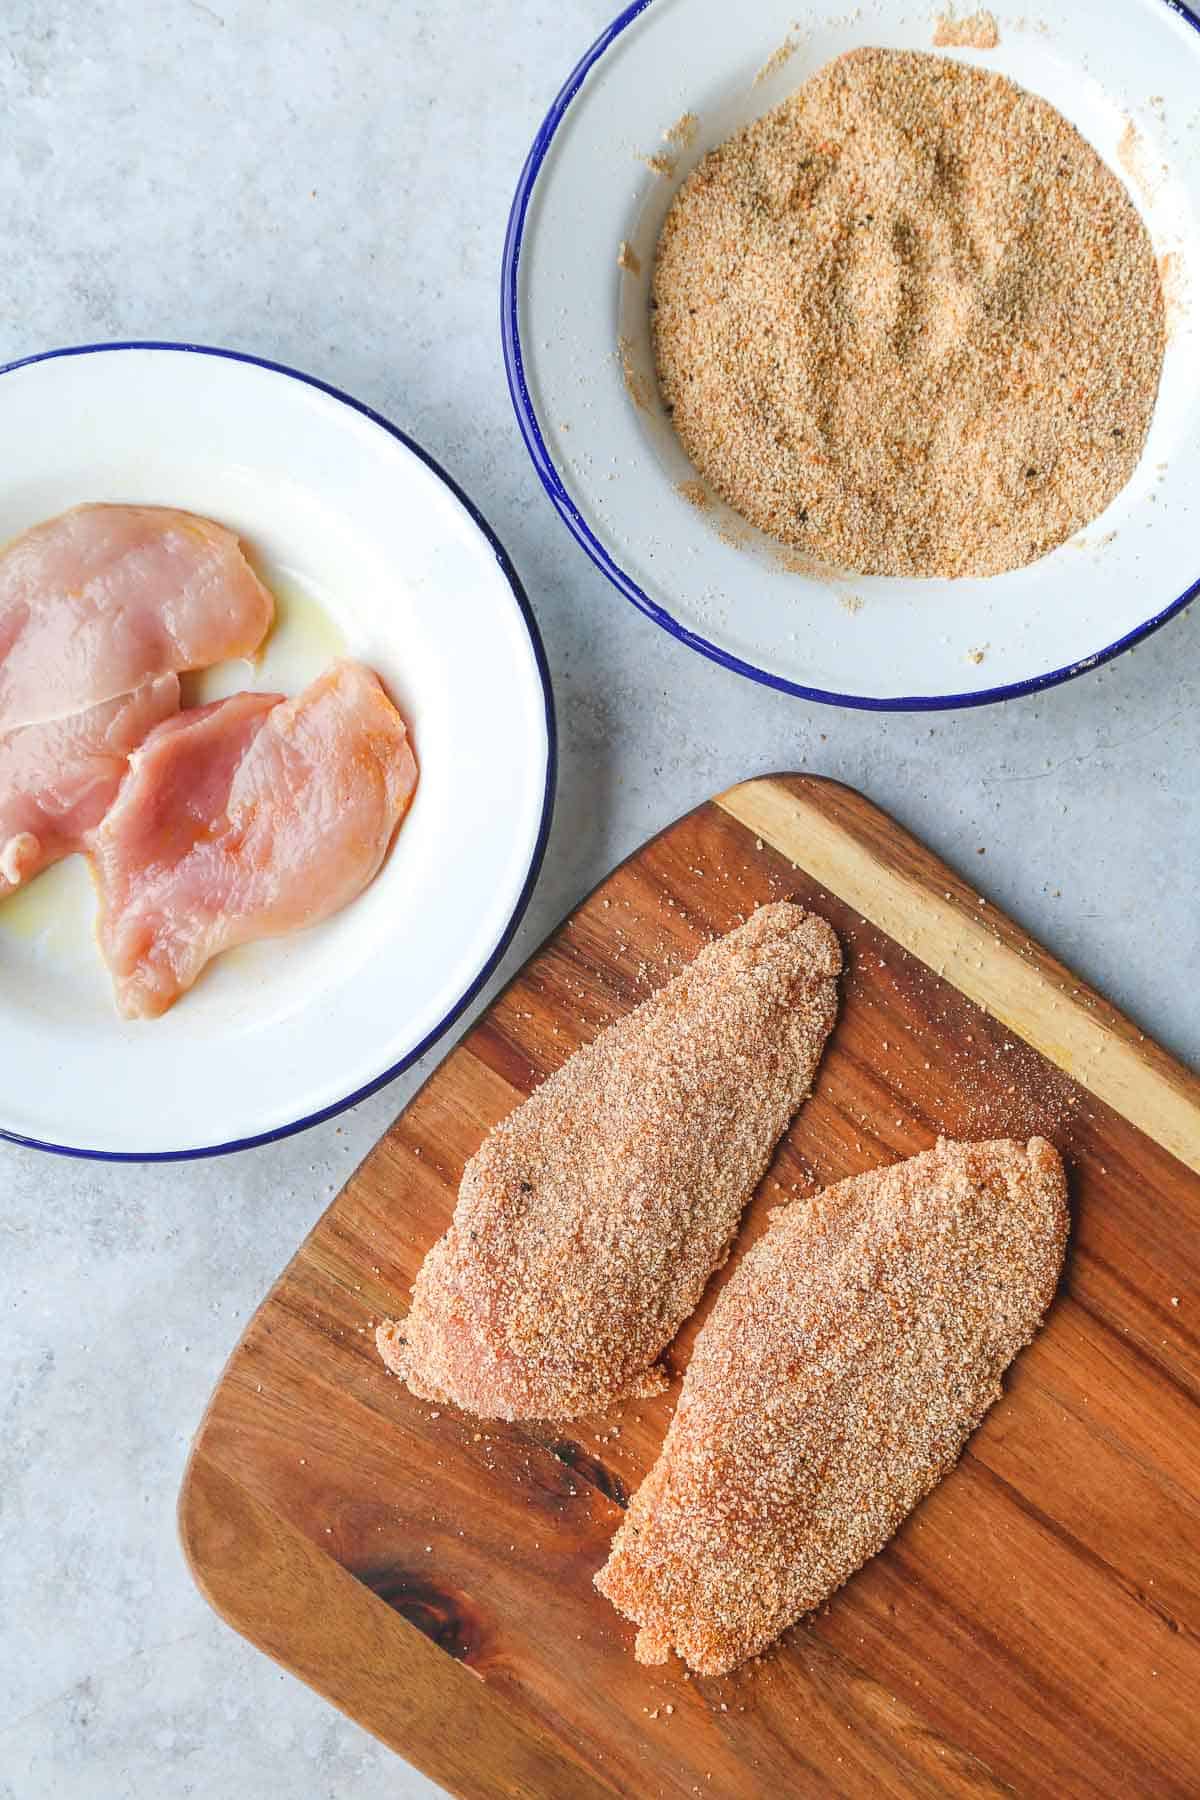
top-left (653, 48), bottom-right (1166, 579)
top-left (504, 0), bottom-right (1200, 705)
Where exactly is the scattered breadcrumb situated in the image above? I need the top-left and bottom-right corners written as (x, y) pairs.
top-left (664, 111), bottom-right (699, 148)
top-left (966, 646), bottom-right (987, 665)
top-left (652, 48), bottom-right (1165, 578)
top-left (755, 36), bottom-right (798, 85)
top-left (677, 479), bottom-right (711, 511)
top-left (1117, 118), bottom-right (1160, 206)
top-left (777, 543), bottom-right (835, 578)
top-left (933, 10), bottom-right (999, 48)
top-left (640, 151), bottom-right (676, 178)
top-left (839, 593), bottom-right (864, 615)
top-left (617, 241), bottom-right (642, 275)
top-left (618, 335), bottom-right (652, 411)
top-left (1158, 251), bottom-right (1187, 331)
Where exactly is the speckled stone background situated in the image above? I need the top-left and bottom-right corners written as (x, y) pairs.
top-left (0, 4), bottom-right (1196, 1796)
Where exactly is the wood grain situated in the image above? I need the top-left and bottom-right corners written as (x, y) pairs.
top-left (180, 775), bottom-right (1200, 1799)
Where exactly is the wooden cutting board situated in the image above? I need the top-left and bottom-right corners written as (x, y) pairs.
top-left (180, 774), bottom-right (1200, 1800)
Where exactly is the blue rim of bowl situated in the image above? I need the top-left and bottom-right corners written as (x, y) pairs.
top-left (501, 0), bottom-right (1200, 711)
top-left (0, 339), bottom-right (557, 1162)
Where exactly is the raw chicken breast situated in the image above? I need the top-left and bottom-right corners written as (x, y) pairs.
top-left (0, 504), bottom-right (273, 728)
top-left (0, 676), bottom-right (178, 889)
top-left (0, 504), bottom-right (274, 892)
top-left (88, 660), bottom-right (418, 1018)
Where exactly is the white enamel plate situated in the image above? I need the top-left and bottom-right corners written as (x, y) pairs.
top-left (504, 0), bottom-right (1200, 707)
top-left (0, 344), bottom-right (554, 1158)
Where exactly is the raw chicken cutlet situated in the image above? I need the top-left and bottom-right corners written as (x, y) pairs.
top-left (376, 903), bottom-right (841, 1420)
top-left (0, 678), bottom-right (178, 889)
top-left (595, 1137), bottom-right (1068, 1676)
top-left (88, 659), bottom-right (417, 1018)
top-left (0, 504), bottom-right (273, 894)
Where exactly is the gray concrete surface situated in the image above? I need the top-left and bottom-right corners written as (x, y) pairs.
top-left (1, 3), bottom-right (1196, 1796)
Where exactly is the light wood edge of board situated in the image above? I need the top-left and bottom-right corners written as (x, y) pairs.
top-left (717, 774), bottom-right (1200, 1174)
top-left (177, 1449), bottom-right (616, 1800)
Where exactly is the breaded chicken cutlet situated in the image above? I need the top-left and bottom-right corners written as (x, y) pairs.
top-left (596, 1137), bottom-right (1068, 1675)
top-left (377, 902), bottom-right (841, 1420)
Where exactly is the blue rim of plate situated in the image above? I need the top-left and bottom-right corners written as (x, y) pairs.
top-left (0, 340), bottom-right (557, 1163)
top-left (501, 0), bottom-right (1200, 712)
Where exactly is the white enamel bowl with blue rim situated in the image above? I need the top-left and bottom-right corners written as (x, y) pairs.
top-left (0, 343), bottom-right (554, 1158)
top-left (504, 0), bottom-right (1200, 708)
